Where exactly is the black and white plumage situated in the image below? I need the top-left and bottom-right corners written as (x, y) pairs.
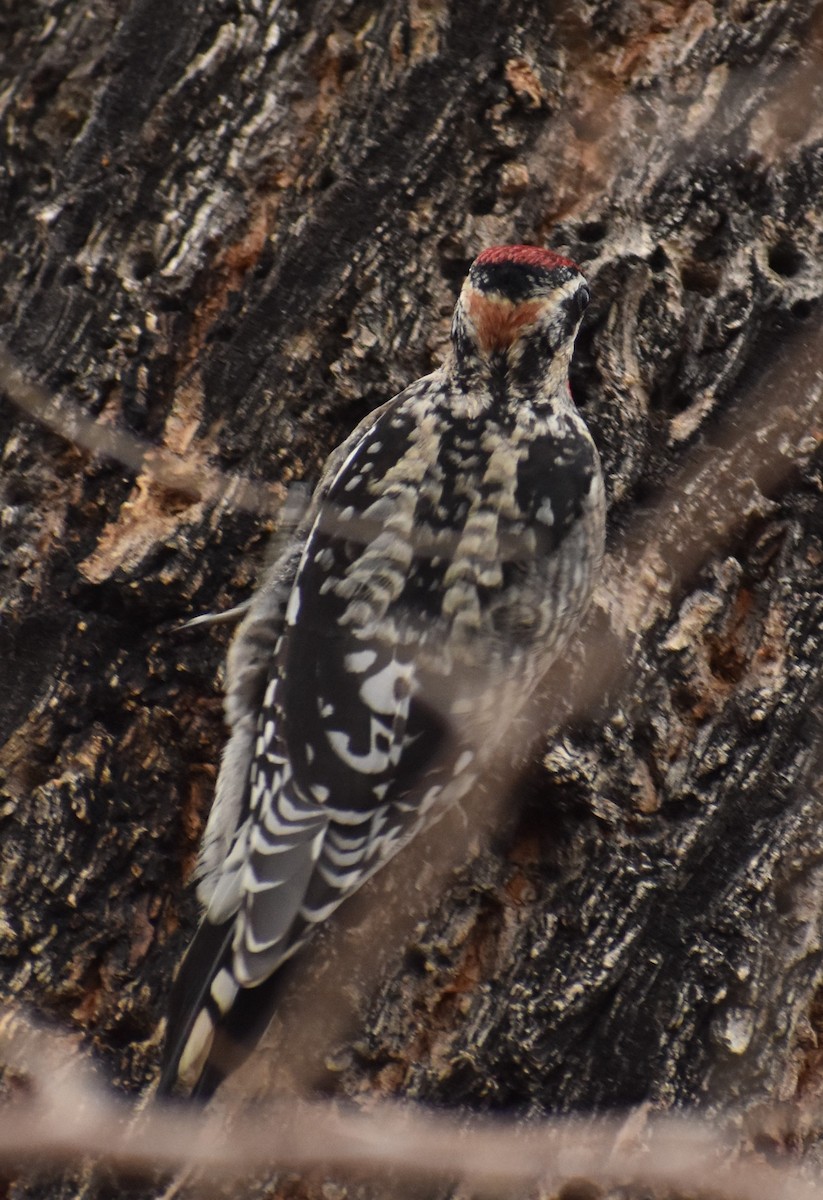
top-left (158, 245), bottom-right (606, 1099)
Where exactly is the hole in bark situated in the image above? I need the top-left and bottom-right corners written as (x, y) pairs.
top-left (60, 264), bottom-right (82, 286)
top-left (208, 320), bottom-right (236, 342)
top-left (5, 478), bottom-right (34, 505)
top-left (768, 240), bottom-right (803, 277)
top-left (52, 366), bottom-right (77, 388)
top-left (132, 250), bottom-right (156, 280)
top-left (791, 298), bottom-right (815, 320)
top-left (681, 262), bottom-right (720, 296)
top-left (96, 328), bottom-right (118, 351)
top-left (469, 181), bottom-right (497, 215)
top-left (663, 389), bottom-right (695, 415)
top-left (649, 246), bottom-right (668, 273)
top-left (578, 220), bottom-right (606, 243)
top-left (773, 878), bottom-right (797, 916)
top-left (403, 944), bottom-right (431, 975)
top-left (157, 292), bottom-right (184, 312)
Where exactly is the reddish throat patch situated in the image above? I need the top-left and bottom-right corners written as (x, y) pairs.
top-left (466, 289), bottom-right (543, 353)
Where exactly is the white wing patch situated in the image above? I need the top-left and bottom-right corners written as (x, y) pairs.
top-left (345, 648), bottom-right (378, 673)
top-left (358, 658), bottom-right (414, 715)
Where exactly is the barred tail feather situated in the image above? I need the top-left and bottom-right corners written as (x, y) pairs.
top-left (157, 916), bottom-right (299, 1100)
top-left (190, 965), bottom-right (297, 1100)
top-left (157, 917), bottom-right (235, 1099)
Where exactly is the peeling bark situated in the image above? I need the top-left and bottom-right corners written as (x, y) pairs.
top-left (2, 1), bottom-right (823, 1197)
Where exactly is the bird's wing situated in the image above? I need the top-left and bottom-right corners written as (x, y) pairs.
top-left (194, 534), bottom-right (305, 905)
top-left (159, 380), bottom-right (455, 1096)
top-left (229, 381), bottom-right (458, 984)
top-left (194, 396), bottom-right (416, 905)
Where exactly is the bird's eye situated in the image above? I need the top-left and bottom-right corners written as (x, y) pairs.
top-left (575, 285), bottom-right (591, 316)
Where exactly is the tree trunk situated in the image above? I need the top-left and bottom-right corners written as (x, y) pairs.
top-left (2, 0), bottom-right (823, 1195)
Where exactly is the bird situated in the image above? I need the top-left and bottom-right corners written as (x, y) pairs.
top-left (157, 244), bottom-right (606, 1100)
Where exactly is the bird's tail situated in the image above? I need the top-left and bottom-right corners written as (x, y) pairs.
top-left (156, 917), bottom-right (292, 1101)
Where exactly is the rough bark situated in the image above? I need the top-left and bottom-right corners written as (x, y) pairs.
top-left (1, 0), bottom-right (823, 1196)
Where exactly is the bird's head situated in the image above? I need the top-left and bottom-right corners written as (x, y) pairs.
top-left (451, 245), bottom-right (590, 397)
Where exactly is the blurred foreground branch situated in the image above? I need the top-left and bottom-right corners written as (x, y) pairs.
top-left (1, 1012), bottom-right (823, 1200)
top-left (0, 346), bottom-right (285, 518)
